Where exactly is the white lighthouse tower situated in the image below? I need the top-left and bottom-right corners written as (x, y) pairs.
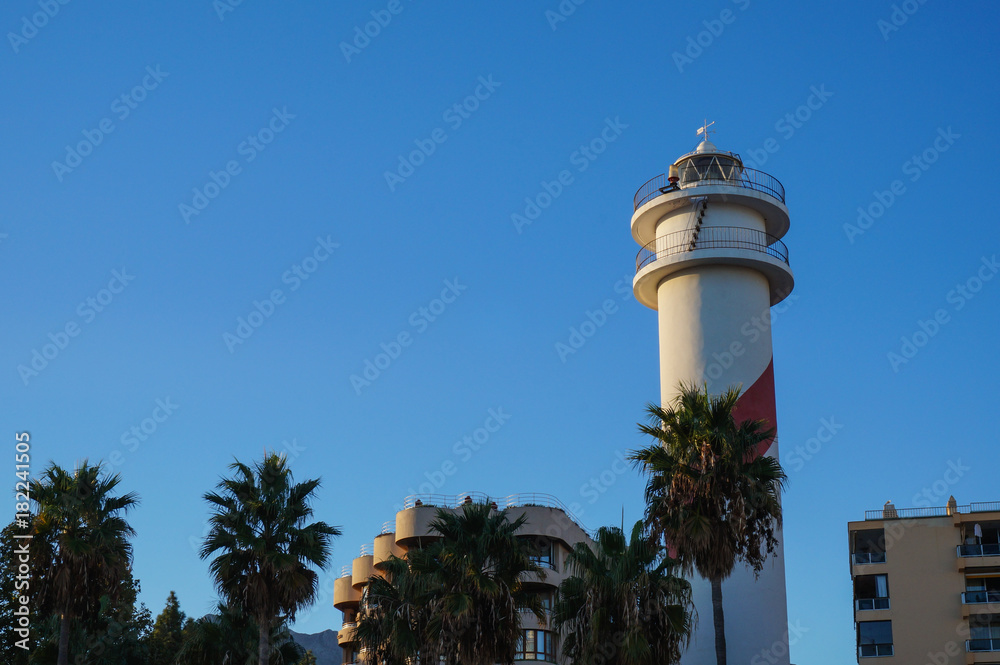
top-left (630, 124), bottom-right (794, 665)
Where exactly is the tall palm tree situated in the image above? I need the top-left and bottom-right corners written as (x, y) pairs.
top-left (356, 502), bottom-right (544, 665)
top-left (30, 460), bottom-right (140, 665)
top-left (200, 453), bottom-right (341, 665)
top-left (420, 502), bottom-right (545, 665)
top-left (629, 385), bottom-right (786, 665)
top-left (553, 521), bottom-right (694, 665)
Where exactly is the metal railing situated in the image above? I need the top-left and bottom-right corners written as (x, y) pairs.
top-left (633, 166), bottom-right (785, 210)
top-left (380, 520), bottom-right (395, 535)
top-left (341, 621), bottom-right (357, 629)
top-left (967, 638), bottom-right (1000, 652)
top-left (852, 552), bottom-right (887, 565)
top-left (962, 590), bottom-right (1000, 604)
top-left (864, 501), bottom-right (1000, 520)
top-left (339, 564), bottom-right (352, 578)
top-left (855, 598), bottom-right (890, 611)
top-left (401, 492), bottom-right (589, 534)
top-left (958, 543), bottom-right (1000, 557)
top-left (635, 226), bottom-right (788, 273)
top-left (858, 644), bottom-right (893, 658)
top-left (359, 543), bottom-right (372, 557)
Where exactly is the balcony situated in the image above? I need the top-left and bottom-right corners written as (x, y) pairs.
top-left (635, 226), bottom-right (789, 273)
top-left (858, 644), bottom-right (894, 658)
top-left (968, 638), bottom-right (1000, 652)
top-left (963, 591), bottom-right (1000, 604)
top-left (852, 552), bottom-right (887, 565)
top-left (960, 544), bottom-right (1000, 557)
top-left (856, 598), bottom-right (890, 611)
top-left (633, 166), bottom-right (785, 211)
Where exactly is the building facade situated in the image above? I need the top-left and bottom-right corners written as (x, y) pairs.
top-left (332, 493), bottom-right (593, 664)
top-left (849, 498), bottom-right (1000, 663)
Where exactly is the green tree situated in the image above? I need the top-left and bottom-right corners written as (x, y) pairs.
top-left (356, 502), bottom-right (544, 665)
top-left (629, 385), bottom-right (786, 665)
top-left (30, 461), bottom-right (140, 665)
top-left (200, 453), bottom-right (340, 665)
top-left (176, 602), bottom-right (303, 665)
top-left (553, 521), bottom-right (693, 665)
top-left (147, 591), bottom-right (187, 665)
top-left (299, 650), bottom-right (317, 665)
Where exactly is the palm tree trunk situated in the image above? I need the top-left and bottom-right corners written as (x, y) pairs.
top-left (711, 576), bottom-right (726, 665)
top-left (258, 617), bottom-right (270, 665)
top-left (57, 613), bottom-right (71, 665)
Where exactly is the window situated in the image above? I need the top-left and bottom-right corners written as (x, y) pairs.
top-left (852, 529), bottom-right (887, 564)
top-left (961, 522), bottom-right (1000, 556)
top-left (858, 620), bottom-right (893, 657)
top-left (969, 618), bottom-right (1000, 652)
top-left (515, 629), bottom-right (557, 661)
top-left (855, 574), bottom-right (890, 610)
top-left (964, 576), bottom-right (1000, 604)
top-left (521, 537), bottom-right (556, 571)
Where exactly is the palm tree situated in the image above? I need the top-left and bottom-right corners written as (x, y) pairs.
top-left (629, 384), bottom-right (786, 665)
top-left (553, 521), bottom-right (694, 665)
top-left (420, 502), bottom-right (545, 665)
top-left (356, 502), bottom-right (544, 665)
top-left (200, 453), bottom-right (341, 665)
top-left (176, 602), bottom-right (304, 665)
top-left (30, 460), bottom-right (140, 665)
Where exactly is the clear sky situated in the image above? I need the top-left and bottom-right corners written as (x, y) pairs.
top-left (3, 1), bottom-right (998, 662)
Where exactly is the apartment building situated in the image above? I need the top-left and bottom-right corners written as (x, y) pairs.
top-left (848, 497), bottom-right (1000, 663)
top-left (333, 493), bottom-right (594, 664)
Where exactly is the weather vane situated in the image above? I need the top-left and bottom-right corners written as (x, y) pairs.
top-left (696, 119), bottom-right (716, 141)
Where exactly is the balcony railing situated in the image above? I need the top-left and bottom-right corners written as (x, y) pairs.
top-left (380, 520), bottom-right (395, 535)
top-left (855, 598), bottom-right (890, 611)
top-left (633, 166), bottom-right (785, 210)
top-left (963, 590), bottom-right (1000, 604)
top-left (864, 501), bottom-right (1000, 520)
top-left (339, 564), bottom-right (352, 578)
top-left (858, 644), bottom-right (893, 657)
top-left (967, 638), bottom-right (1000, 652)
top-left (635, 226), bottom-right (788, 273)
top-left (852, 552), bottom-right (887, 565)
top-left (958, 543), bottom-right (1000, 557)
top-left (359, 543), bottom-right (372, 557)
top-left (401, 492), bottom-right (589, 533)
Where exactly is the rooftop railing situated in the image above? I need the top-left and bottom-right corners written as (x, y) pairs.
top-left (865, 502), bottom-right (1000, 521)
top-left (359, 543), bottom-right (372, 557)
top-left (339, 564), bottom-right (352, 578)
top-left (633, 166), bottom-right (785, 211)
top-left (401, 492), bottom-right (589, 533)
top-left (380, 520), bottom-right (395, 535)
top-left (635, 226), bottom-right (788, 273)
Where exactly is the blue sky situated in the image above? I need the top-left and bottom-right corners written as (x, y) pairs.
top-left (3, 1), bottom-right (998, 662)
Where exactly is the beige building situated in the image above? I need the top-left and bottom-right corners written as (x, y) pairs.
top-left (849, 498), bottom-right (1000, 663)
top-left (333, 493), bottom-right (594, 664)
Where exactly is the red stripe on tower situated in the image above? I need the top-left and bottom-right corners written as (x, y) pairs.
top-left (731, 358), bottom-right (777, 458)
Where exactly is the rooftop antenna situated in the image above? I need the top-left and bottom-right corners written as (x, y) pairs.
top-left (696, 119), bottom-right (716, 142)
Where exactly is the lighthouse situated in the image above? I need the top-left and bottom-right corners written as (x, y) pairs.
top-left (630, 124), bottom-right (794, 665)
